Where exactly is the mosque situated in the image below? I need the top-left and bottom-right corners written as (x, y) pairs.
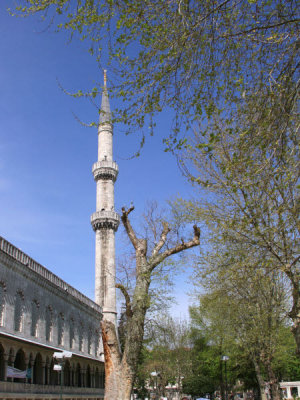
top-left (0, 71), bottom-right (118, 399)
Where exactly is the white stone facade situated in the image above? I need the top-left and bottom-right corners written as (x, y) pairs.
top-left (0, 236), bottom-right (105, 399)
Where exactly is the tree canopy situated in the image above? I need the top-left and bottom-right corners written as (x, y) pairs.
top-left (12, 0), bottom-right (299, 148)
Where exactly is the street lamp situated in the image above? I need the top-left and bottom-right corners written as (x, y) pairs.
top-left (151, 371), bottom-right (159, 399)
top-left (53, 351), bottom-right (72, 400)
top-left (221, 356), bottom-right (229, 400)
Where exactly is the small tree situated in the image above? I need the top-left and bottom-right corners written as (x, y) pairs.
top-left (138, 315), bottom-right (192, 399)
top-left (101, 205), bottom-right (200, 399)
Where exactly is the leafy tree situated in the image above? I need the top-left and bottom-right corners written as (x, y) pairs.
top-left (188, 239), bottom-right (296, 400)
top-left (11, 0), bottom-right (299, 148)
top-left (139, 315), bottom-right (192, 399)
top-left (175, 80), bottom-right (299, 353)
top-left (182, 331), bottom-right (226, 398)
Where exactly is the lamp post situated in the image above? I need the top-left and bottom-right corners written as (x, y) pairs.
top-left (222, 356), bottom-right (229, 400)
top-left (151, 371), bottom-right (159, 400)
top-left (53, 351), bottom-right (72, 400)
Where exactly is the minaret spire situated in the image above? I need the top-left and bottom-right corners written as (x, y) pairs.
top-left (91, 70), bottom-right (119, 324)
top-left (104, 69), bottom-right (107, 87)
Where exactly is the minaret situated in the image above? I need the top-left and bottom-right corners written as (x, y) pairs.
top-left (91, 70), bottom-right (120, 324)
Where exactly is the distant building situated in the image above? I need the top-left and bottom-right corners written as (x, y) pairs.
top-left (280, 382), bottom-right (300, 399)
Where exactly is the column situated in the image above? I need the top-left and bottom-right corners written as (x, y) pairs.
top-left (3, 353), bottom-right (8, 382)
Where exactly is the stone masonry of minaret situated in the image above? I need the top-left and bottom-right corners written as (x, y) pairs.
top-left (91, 71), bottom-right (120, 325)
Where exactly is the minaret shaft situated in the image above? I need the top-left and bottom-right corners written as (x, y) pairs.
top-left (91, 72), bottom-right (119, 324)
top-left (98, 127), bottom-right (113, 162)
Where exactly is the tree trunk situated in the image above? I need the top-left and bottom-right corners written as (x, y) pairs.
top-left (286, 264), bottom-right (300, 357)
top-left (101, 319), bottom-right (135, 400)
top-left (264, 359), bottom-right (280, 400)
top-left (100, 207), bottom-right (200, 399)
top-left (253, 358), bottom-right (267, 400)
top-left (289, 282), bottom-right (300, 357)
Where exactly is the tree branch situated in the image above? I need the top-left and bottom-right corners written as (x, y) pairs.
top-left (149, 225), bottom-right (200, 270)
top-left (116, 283), bottom-right (133, 318)
top-left (152, 221), bottom-right (171, 257)
top-left (121, 206), bottom-right (139, 250)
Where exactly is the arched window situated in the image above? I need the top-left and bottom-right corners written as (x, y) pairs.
top-left (94, 329), bottom-right (100, 356)
top-left (78, 322), bottom-right (84, 352)
top-left (100, 365), bottom-right (105, 389)
top-left (95, 367), bottom-right (100, 388)
top-left (45, 306), bottom-right (53, 341)
top-left (14, 349), bottom-right (26, 383)
top-left (64, 360), bottom-right (71, 386)
top-left (0, 343), bottom-right (5, 381)
top-left (86, 364), bottom-right (91, 388)
top-left (0, 282), bottom-right (6, 326)
top-left (31, 299), bottom-right (39, 337)
top-left (76, 363), bottom-right (81, 387)
top-left (58, 312), bottom-right (64, 345)
top-left (87, 327), bottom-right (92, 354)
top-left (69, 317), bottom-right (75, 349)
top-left (14, 290), bottom-right (24, 332)
top-left (33, 353), bottom-right (43, 384)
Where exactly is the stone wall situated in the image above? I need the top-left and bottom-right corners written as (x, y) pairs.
top-left (0, 236), bottom-right (103, 361)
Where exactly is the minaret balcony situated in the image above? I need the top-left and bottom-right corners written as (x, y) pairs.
top-left (92, 160), bottom-right (119, 182)
top-left (91, 210), bottom-right (120, 231)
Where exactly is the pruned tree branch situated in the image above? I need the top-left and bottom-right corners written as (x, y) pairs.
top-left (150, 225), bottom-right (200, 270)
top-left (121, 206), bottom-right (139, 250)
top-left (116, 283), bottom-right (133, 318)
top-left (152, 221), bottom-right (171, 257)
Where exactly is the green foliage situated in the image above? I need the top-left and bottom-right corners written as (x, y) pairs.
top-left (136, 315), bottom-right (192, 397)
top-left (182, 332), bottom-right (224, 397)
top-left (186, 238), bottom-right (300, 394)
top-left (10, 0), bottom-right (299, 147)
top-left (174, 71), bottom-right (299, 351)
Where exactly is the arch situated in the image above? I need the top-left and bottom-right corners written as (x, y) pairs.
top-left (0, 281), bottom-right (6, 326)
top-left (31, 299), bottom-right (39, 337)
top-left (50, 358), bottom-right (57, 385)
top-left (45, 356), bottom-right (50, 385)
top-left (86, 364), bottom-right (91, 388)
top-left (7, 348), bottom-right (14, 382)
top-left (76, 363), bottom-right (81, 387)
top-left (78, 322), bottom-right (84, 352)
top-left (45, 306), bottom-right (53, 341)
top-left (100, 365), bottom-right (105, 389)
top-left (95, 367), bottom-right (100, 389)
top-left (94, 329), bottom-right (100, 356)
top-left (33, 353), bottom-right (43, 384)
top-left (87, 327), bottom-right (92, 354)
top-left (69, 317), bottom-right (75, 349)
top-left (14, 348), bottom-right (26, 383)
top-left (14, 290), bottom-right (24, 332)
top-left (27, 352), bottom-right (34, 384)
top-left (64, 359), bottom-right (70, 386)
top-left (0, 343), bottom-right (5, 381)
top-left (8, 348), bottom-right (14, 366)
top-left (57, 312), bottom-right (64, 345)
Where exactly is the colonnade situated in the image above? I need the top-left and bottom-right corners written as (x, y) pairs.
top-left (0, 341), bottom-right (104, 389)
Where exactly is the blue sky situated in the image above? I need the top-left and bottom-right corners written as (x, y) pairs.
top-left (0, 4), bottom-right (198, 318)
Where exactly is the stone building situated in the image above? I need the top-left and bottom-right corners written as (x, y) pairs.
top-left (0, 236), bottom-right (105, 399)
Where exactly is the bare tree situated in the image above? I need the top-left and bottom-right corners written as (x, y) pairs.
top-left (101, 205), bottom-right (200, 399)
